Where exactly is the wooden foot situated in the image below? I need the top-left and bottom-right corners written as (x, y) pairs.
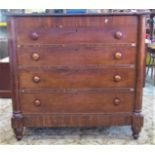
top-left (131, 126), bottom-right (141, 139)
top-left (11, 111), bottom-right (24, 140)
top-left (13, 127), bottom-right (24, 141)
top-left (131, 113), bottom-right (143, 140)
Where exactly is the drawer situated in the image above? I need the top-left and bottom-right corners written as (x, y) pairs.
top-left (19, 67), bottom-right (135, 88)
top-left (20, 91), bottom-right (134, 114)
top-left (15, 16), bottom-right (138, 44)
top-left (17, 45), bottom-right (136, 66)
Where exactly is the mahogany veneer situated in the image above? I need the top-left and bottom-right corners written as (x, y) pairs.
top-left (8, 13), bottom-right (147, 140)
top-left (0, 63), bottom-right (11, 98)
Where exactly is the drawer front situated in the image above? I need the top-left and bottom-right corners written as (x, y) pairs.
top-left (17, 46), bottom-right (136, 66)
top-left (19, 68), bottom-right (135, 88)
top-left (20, 91), bottom-right (134, 114)
top-left (15, 16), bottom-right (138, 44)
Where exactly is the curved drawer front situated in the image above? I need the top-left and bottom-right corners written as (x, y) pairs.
top-left (19, 68), bottom-right (135, 88)
top-left (20, 91), bottom-right (134, 114)
top-left (17, 46), bottom-right (136, 66)
top-left (15, 16), bottom-right (138, 44)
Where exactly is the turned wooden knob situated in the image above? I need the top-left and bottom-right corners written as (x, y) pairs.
top-left (33, 76), bottom-right (40, 83)
top-left (32, 53), bottom-right (40, 61)
top-left (31, 32), bottom-right (39, 40)
top-left (113, 98), bottom-right (121, 106)
top-left (59, 25), bottom-right (63, 29)
top-left (33, 99), bottom-right (41, 107)
top-left (114, 31), bottom-right (123, 39)
top-left (114, 52), bottom-right (122, 60)
top-left (113, 75), bottom-right (122, 82)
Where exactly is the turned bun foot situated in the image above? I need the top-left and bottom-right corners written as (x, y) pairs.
top-left (131, 126), bottom-right (141, 140)
top-left (13, 128), bottom-right (24, 141)
top-left (132, 133), bottom-right (139, 140)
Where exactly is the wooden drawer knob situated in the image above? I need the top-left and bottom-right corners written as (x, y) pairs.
top-left (114, 31), bottom-right (123, 39)
top-left (113, 75), bottom-right (122, 82)
top-left (59, 25), bottom-right (63, 29)
top-left (33, 99), bottom-right (41, 107)
top-left (33, 76), bottom-right (40, 83)
top-left (114, 52), bottom-right (122, 60)
top-left (32, 53), bottom-right (40, 61)
top-left (113, 98), bottom-right (121, 106)
top-left (31, 32), bottom-right (39, 40)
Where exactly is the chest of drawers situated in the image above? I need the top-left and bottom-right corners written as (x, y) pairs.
top-left (8, 13), bottom-right (146, 140)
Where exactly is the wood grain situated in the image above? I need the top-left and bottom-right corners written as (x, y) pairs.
top-left (20, 91), bottom-right (134, 114)
top-left (19, 67), bottom-right (135, 88)
top-left (8, 14), bottom-right (146, 140)
top-left (17, 45), bottom-right (137, 66)
top-left (15, 16), bottom-right (138, 44)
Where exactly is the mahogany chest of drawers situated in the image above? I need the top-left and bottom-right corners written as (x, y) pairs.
top-left (8, 13), bottom-right (146, 140)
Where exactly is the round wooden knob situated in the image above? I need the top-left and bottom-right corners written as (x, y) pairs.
top-left (114, 52), bottom-right (122, 60)
top-left (59, 25), bottom-right (63, 29)
top-left (31, 32), bottom-right (39, 40)
top-left (32, 53), bottom-right (40, 61)
top-left (113, 98), bottom-right (121, 106)
top-left (114, 31), bottom-right (123, 39)
top-left (113, 75), bottom-right (122, 82)
top-left (33, 76), bottom-right (40, 83)
top-left (33, 99), bottom-right (41, 107)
